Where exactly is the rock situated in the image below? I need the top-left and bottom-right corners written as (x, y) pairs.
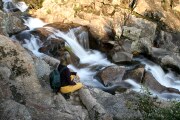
top-left (157, 31), bottom-right (180, 53)
top-left (96, 65), bottom-right (126, 86)
top-left (33, 57), bottom-right (51, 79)
top-left (123, 65), bottom-right (145, 83)
top-left (122, 26), bottom-right (142, 41)
top-left (173, 5), bottom-right (180, 12)
top-left (79, 88), bottom-right (113, 120)
top-left (91, 88), bottom-right (142, 120)
top-left (151, 47), bottom-right (180, 71)
top-left (0, 100), bottom-right (32, 120)
top-left (0, 11), bottom-right (8, 36)
top-left (3, 13), bottom-right (27, 34)
top-left (122, 39), bottom-right (132, 52)
top-left (31, 28), bottom-right (52, 42)
top-left (143, 71), bottom-right (180, 95)
top-left (112, 0), bottom-right (122, 5)
top-left (45, 22), bottom-right (81, 32)
top-left (133, 0), bottom-right (180, 31)
top-left (0, 66), bottom-right (12, 102)
top-left (0, 35), bottom-right (41, 92)
top-left (131, 37), bottom-right (152, 54)
top-left (0, 1), bottom-right (2, 10)
top-left (143, 72), bottom-right (167, 93)
top-left (112, 51), bottom-right (133, 63)
top-left (127, 15), bottom-right (157, 41)
top-left (102, 5), bottom-right (115, 16)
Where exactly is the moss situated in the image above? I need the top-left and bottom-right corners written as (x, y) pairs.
top-left (0, 46), bottom-right (29, 77)
top-left (11, 57), bottom-right (30, 77)
top-left (10, 85), bottom-right (26, 105)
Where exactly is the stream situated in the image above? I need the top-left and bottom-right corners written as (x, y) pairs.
top-left (4, 0), bottom-right (180, 100)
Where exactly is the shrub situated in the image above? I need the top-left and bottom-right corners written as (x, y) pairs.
top-left (135, 88), bottom-right (180, 120)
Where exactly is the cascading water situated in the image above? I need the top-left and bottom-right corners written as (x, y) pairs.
top-left (2, 0), bottom-right (28, 12)
top-left (135, 57), bottom-right (180, 91)
top-left (7, 1), bottom-right (180, 100)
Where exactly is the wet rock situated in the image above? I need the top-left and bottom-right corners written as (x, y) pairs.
top-left (143, 70), bottom-right (180, 94)
top-left (112, 51), bottom-right (133, 63)
top-left (0, 1), bottom-right (2, 10)
top-left (123, 65), bottom-right (145, 83)
top-left (31, 28), bottom-right (52, 42)
top-left (143, 72), bottom-right (167, 93)
top-left (96, 65), bottom-right (126, 86)
top-left (45, 22), bottom-right (81, 32)
top-left (151, 47), bottom-right (180, 72)
top-left (3, 1), bottom-right (20, 12)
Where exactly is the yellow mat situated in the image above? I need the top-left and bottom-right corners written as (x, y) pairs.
top-left (60, 83), bottom-right (83, 94)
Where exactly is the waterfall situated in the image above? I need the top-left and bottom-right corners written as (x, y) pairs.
top-left (45, 27), bottom-right (113, 88)
top-left (11, 16), bottom-right (180, 99)
top-left (46, 27), bottom-right (112, 66)
top-left (23, 17), bottom-right (47, 30)
top-left (5, 0), bottom-right (180, 99)
top-left (125, 79), bottom-right (180, 100)
top-left (134, 57), bottom-right (180, 91)
top-left (3, 0), bottom-right (28, 12)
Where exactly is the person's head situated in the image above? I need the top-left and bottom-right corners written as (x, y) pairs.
top-left (60, 58), bottom-right (68, 66)
top-left (60, 51), bottom-right (72, 66)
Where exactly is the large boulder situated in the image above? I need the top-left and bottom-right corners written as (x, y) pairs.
top-left (0, 35), bottom-right (83, 119)
top-left (143, 72), bottom-right (180, 94)
top-left (96, 65), bottom-right (126, 86)
top-left (90, 88), bottom-right (142, 120)
top-left (3, 13), bottom-right (27, 35)
top-left (133, 0), bottom-right (180, 31)
top-left (0, 100), bottom-right (32, 120)
top-left (123, 65), bottom-right (145, 83)
top-left (112, 51), bottom-right (133, 63)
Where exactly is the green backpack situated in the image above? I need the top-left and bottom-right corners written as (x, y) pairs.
top-left (49, 67), bottom-right (66, 93)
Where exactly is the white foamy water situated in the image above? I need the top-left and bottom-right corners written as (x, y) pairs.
top-left (3, 0), bottom-right (28, 12)
top-left (125, 79), bottom-right (180, 100)
top-left (15, 2), bottom-right (28, 12)
top-left (68, 64), bottom-right (105, 88)
top-left (12, 17), bottom-right (180, 99)
top-left (22, 35), bottom-right (44, 57)
top-left (2, 0), bottom-right (11, 2)
top-left (134, 57), bottom-right (180, 91)
top-left (24, 17), bottom-right (47, 30)
top-left (46, 27), bottom-right (112, 66)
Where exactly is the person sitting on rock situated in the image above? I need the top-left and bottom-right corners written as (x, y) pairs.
top-left (58, 59), bottom-right (83, 99)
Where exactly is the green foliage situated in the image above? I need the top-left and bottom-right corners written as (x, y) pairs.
top-left (135, 88), bottom-right (180, 120)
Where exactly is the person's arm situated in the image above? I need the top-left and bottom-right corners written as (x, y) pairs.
top-left (65, 69), bottom-right (76, 85)
top-left (71, 72), bottom-right (77, 75)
